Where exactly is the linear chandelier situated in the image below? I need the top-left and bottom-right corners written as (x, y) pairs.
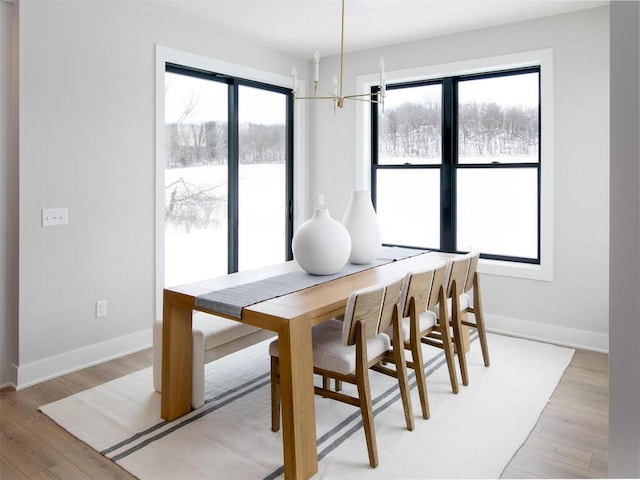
top-left (291, 0), bottom-right (386, 112)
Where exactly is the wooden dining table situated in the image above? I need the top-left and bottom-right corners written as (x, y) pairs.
top-left (160, 249), bottom-right (453, 479)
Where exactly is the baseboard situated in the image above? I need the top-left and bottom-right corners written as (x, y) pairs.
top-left (485, 313), bottom-right (609, 353)
top-left (14, 328), bottom-right (152, 389)
top-left (10, 315), bottom-right (608, 389)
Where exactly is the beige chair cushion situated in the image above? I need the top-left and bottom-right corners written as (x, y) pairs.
top-left (269, 319), bottom-right (391, 376)
top-left (429, 294), bottom-right (471, 320)
top-left (395, 310), bottom-right (437, 341)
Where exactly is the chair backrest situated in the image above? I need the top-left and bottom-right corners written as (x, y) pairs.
top-left (427, 262), bottom-right (448, 311)
top-left (342, 285), bottom-right (385, 346)
top-left (378, 278), bottom-right (404, 334)
top-left (446, 254), bottom-right (472, 298)
top-left (400, 269), bottom-right (435, 318)
top-left (463, 250), bottom-right (480, 294)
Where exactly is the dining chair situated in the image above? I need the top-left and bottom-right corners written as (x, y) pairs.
top-left (437, 249), bottom-right (490, 388)
top-left (453, 250), bottom-right (490, 369)
top-left (397, 262), bottom-right (460, 421)
top-left (269, 282), bottom-right (413, 468)
top-left (442, 253), bottom-right (473, 387)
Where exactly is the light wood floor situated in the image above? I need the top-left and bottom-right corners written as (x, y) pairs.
top-left (1, 345), bottom-right (608, 479)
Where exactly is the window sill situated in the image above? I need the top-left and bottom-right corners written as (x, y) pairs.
top-left (478, 257), bottom-right (552, 281)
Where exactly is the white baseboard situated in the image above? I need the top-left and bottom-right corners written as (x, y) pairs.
top-left (13, 328), bottom-right (152, 389)
top-left (10, 315), bottom-right (608, 390)
top-left (485, 313), bottom-right (609, 353)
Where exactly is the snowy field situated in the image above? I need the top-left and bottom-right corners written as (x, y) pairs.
top-left (164, 163), bottom-right (285, 287)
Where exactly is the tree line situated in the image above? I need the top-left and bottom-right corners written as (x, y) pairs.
top-left (381, 99), bottom-right (538, 159)
top-left (165, 121), bottom-right (286, 168)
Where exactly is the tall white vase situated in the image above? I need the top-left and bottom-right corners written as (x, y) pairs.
top-left (342, 190), bottom-right (382, 264)
top-left (292, 207), bottom-right (351, 275)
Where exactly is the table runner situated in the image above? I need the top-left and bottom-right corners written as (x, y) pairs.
top-left (195, 247), bottom-right (425, 318)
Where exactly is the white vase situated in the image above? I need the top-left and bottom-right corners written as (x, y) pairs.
top-left (342, 190), bottom-right (382, 264)
top-left (292, 208), bottom-right (351, 275)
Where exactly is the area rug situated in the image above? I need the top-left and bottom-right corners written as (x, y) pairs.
top-left (40, 333), bottom-right (574, 479)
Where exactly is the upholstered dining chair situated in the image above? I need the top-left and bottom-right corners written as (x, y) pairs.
top-left (436, 249), bottom-right (491, 388)
top-left (397, 263), bottom-right (459, 421)
top-left (448, 250), bottom-right (491, 379)
top-left (269, 282), bottom-right (413, 468)
top-left (441, 253), bottom-right (473, 387)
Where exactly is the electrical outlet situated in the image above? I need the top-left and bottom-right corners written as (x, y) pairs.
top-left (42, 208), bottom-right (68, 227)
top-left (96, 300), bottom-right (107, 318)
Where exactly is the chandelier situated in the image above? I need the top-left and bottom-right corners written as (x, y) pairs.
top-left (291, 0), bottom-right (386, 112)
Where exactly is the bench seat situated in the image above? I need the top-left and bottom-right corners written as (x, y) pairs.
top-left (153, 312), bottom-right (275, 409)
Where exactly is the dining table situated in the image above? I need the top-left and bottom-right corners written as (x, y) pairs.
top-left (160, 248), bottom-right (454, 479)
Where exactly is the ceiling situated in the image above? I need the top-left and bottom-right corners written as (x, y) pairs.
top-left (156, 0), bottom-right (609, 58)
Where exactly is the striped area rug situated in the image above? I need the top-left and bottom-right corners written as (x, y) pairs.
top-left (40, 333), bottom-right (573, 479)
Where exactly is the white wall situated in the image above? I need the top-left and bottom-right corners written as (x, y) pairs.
top-left (1, 0), bottom-right (18, 388)
top-left (306, 7), bottom-right (610, 352)
top-left (14, 0), bottom-right (304, 387)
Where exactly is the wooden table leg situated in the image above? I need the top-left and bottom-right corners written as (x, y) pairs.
top-left (277, 317), bottom-right (318, 479)
top-left (161, 291), bottom-right (193, 421)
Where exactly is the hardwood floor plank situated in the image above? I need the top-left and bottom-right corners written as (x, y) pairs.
top-left (0, 415), bottom-right (65, 477)
top-left (500, 465), bottom-right (544, 478)
top-left (568, 350), bottom-right (608, 372)
top-left (0, 454), bottom-right (30, 480)
top-left (31, 461), bottom-right (93, 480)
top-left (590, 453), bottom-right (608, 477)
top-left (540, 404), bottom-right (608, 438)
top-left (520, 433), bottom-right (593, 470)
top-left (508, 449), bottom-right (601, 479)
top-left (25, 413), bottom-right (136, 480)
top-left (1, 380), bottom-right (75, 423)
top-left (539, 414), bottom-right (608, 458)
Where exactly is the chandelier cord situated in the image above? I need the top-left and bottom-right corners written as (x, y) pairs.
top-left (339, 0), bottom-right (345, 103)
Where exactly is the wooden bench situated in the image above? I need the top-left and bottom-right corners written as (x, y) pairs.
top-left (153, 312), bottom-right (275, 409)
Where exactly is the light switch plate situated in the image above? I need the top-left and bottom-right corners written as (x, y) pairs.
top-left (42, 208), bottom-right (68, 227)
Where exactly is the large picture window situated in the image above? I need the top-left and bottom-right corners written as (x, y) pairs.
top-left (372, 67), bottom-right (540, 263)
top-left (164, 64), bottom-right (293, 286)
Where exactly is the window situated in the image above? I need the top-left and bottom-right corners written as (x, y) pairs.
top-left (164, 64), bottom-right (293, 287)
top-left (372, 67), bottom-right (540, 264)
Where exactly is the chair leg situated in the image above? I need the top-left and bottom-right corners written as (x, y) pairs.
top-left (354, 321), bottom-right (378, 468)
top-left (451, 316), bottom-right (469, 387)
top-left (391, 310), bottom-right (415, 430)
top-left (321, 376), bottom-right (342, 391)
top-left (356, 366), bottom-right (378, 468)
top-left (451, 286), bottom-right (469, 387)
top-left (408, 300), bottom-right (430, 419)
top-left (270, 356), bottom-right (280, 432)
top-left (472, 274), bottom-right (490, 367)
top-left (410, 336), bottom-right (430, 419)
top-left (476, 313), bottom-right (490, 367)
top-left (437, 316), bottom-right (459, 394)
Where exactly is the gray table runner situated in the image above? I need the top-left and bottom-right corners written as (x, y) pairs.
top-left (195, 247), bottom-right (426, 319)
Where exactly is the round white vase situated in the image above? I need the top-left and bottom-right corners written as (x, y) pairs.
top-left (292, 207), bottom-right (351, 275)
top-left (342, 190), bottom-right (382, 264)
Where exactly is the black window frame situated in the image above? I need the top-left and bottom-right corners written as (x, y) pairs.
top-left (371, 66), bottom-right (541, 264)
top-left (165, 63), bottom-right (294, 273)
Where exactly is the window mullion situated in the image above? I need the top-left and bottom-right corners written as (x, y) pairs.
top-left (441, 78), bottom-right (455, 252)
top-left (371, 86), bottom-right (380, 209)
top-left (285, 93), bottom-right (294, 261)
top-left (228, 80), bottom-right (239, 273)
